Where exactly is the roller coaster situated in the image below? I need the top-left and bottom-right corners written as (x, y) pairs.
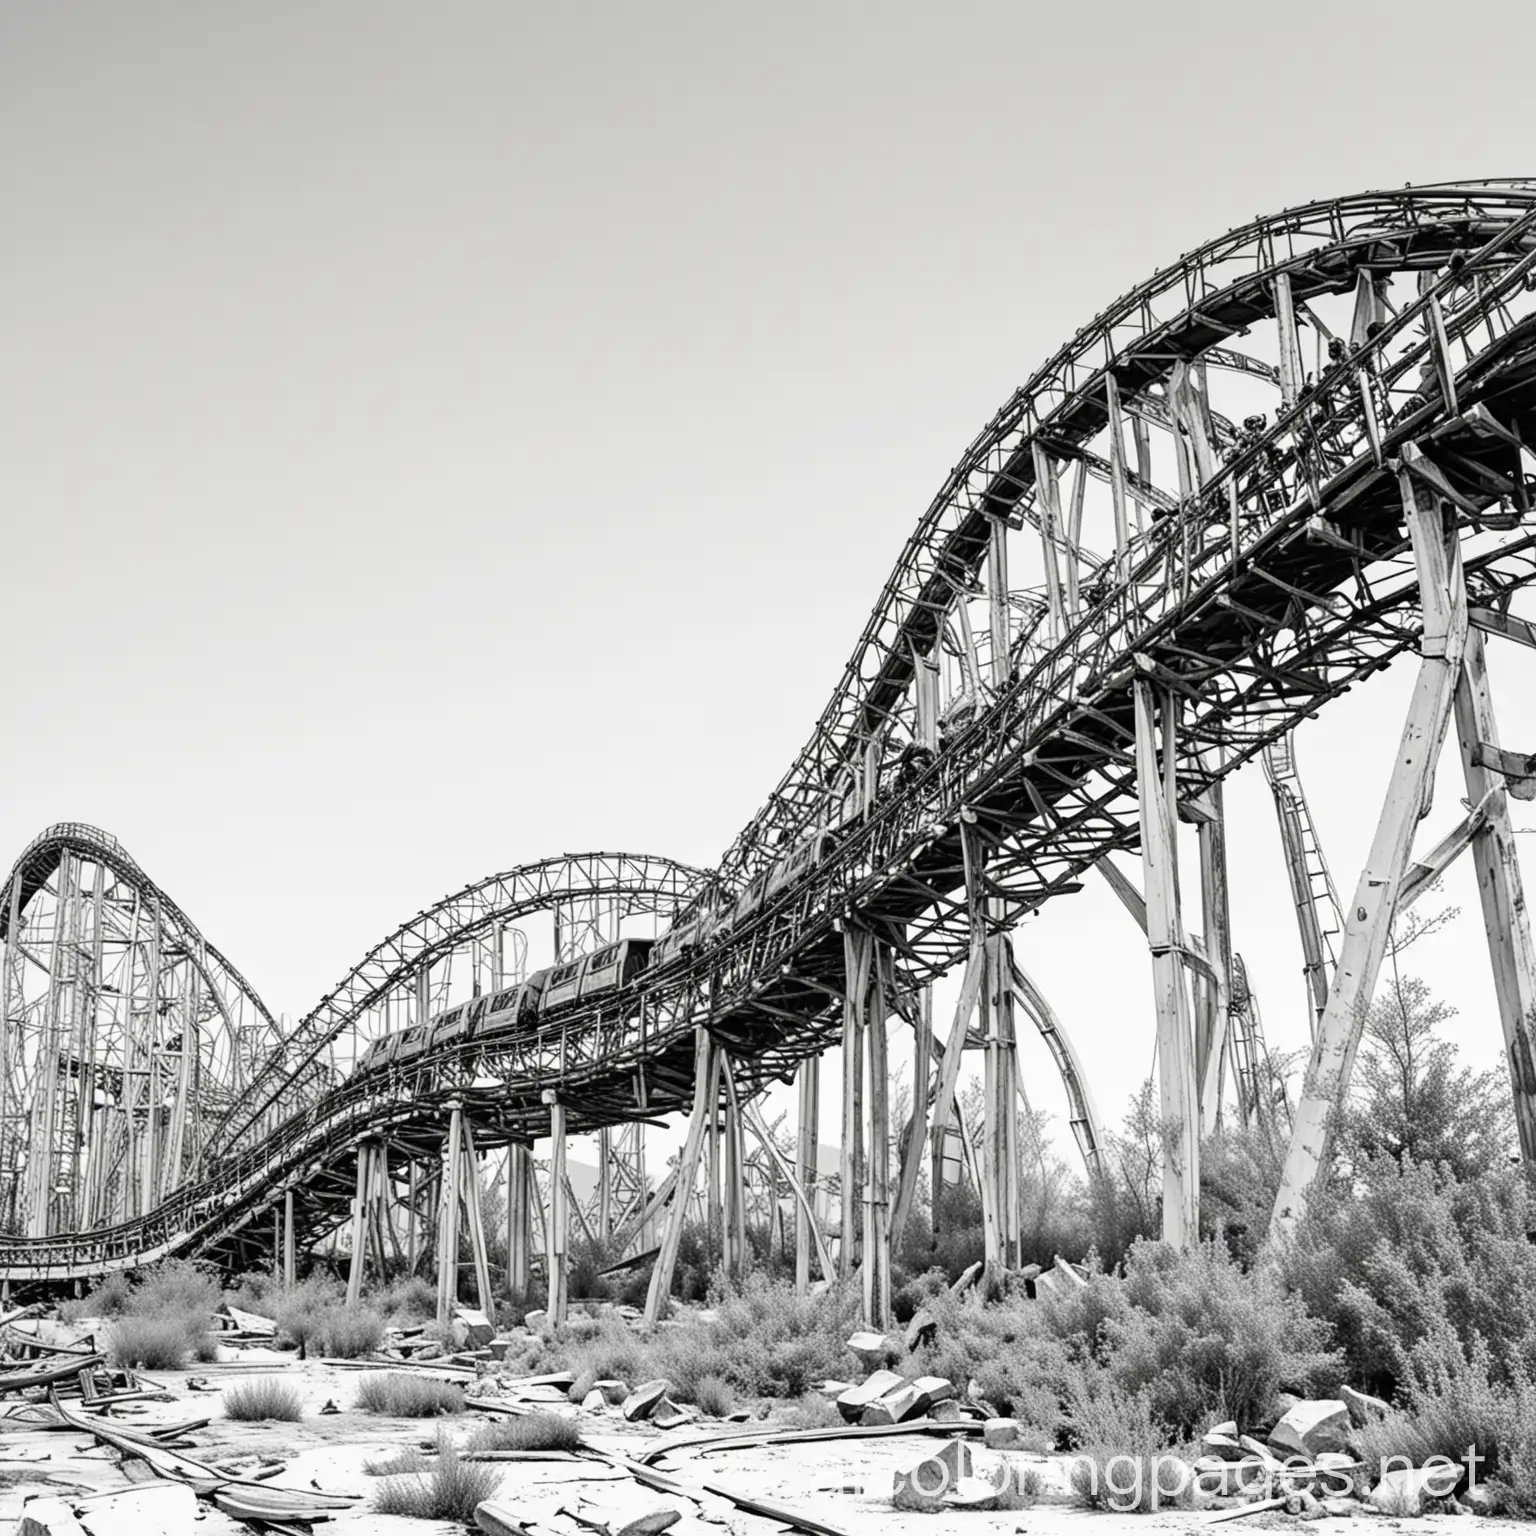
top-left (8, 181), bottom-right (1536, 1325)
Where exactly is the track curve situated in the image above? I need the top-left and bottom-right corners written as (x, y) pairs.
top-left (8, 181), bottom-right (1536, 1288)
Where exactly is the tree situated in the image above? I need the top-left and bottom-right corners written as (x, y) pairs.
top-left (1344, 906), bottom-right (1515, 1180)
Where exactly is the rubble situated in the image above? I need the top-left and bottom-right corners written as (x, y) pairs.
top-left (1339, 1382), bottom-right (1390, 1426)
top-left (1267, 1398), bottom-right (1351, 1460)
top-left (834, 1369), bottom-right (903, 1422)
top-left (18, 1482), bottom-right (199, 1536)
top-left (1367, 1463), bottom-right (1462, 1516)
top-left (623, 1379), bottom-right (675, 1422)
top-left (845, 1330), bottom-right (897, 1372)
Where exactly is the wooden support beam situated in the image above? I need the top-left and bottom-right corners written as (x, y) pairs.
top-left (346, 1141), bottom-right (372, 1308)
top-left (1134, 679), bottom-right (1200, 1247)
top-left (794, 1056), bottom-right (819, 1295)
top-left (747, 1100), bottom-right (834, 1283)
top-left (839, 929), bottom-right (869, 1277)
top-left (1031, 443), bottom-right (1067, 637)
top-left (1269, 468), bottom-right (1468, 1240)
top-left (721, 1055), bottom-right (748, 1282)
top-left (1196, 785), bottom-right (1234, 1134)
top-left (1274, 271), bottom-right (1304, 409)
top-left (508, 1144), bottom-right (530, 1298)
top-left (1453, 626), bottom-right (1536, 1160)
top-left (644, 1028), bottom-right (717, 1325)
top-left (1106, 375), bottom-right (1132, 575)
top-left (986, 931), bottom-right (1022, 1270)
top-left (890, 983), bottom-right (931, 1250)
top-left (460, 1119), bottom-right (494, 1316)
top-left (862, 948), bottom-right (892, 1330)
top-left (1010, 957), bottom-right (1103, 1175)
top-left (1470, 606), bottom-right (1536, 652)
top-left (436, 1108), bottom-right (465, 1325)
top-left (545, 1093), bottom-right (569, 1326)
top-left (282, 1188), bottom-right (296, 1290)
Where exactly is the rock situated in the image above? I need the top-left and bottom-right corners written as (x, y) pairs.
top-left (949, 1261), bottom-right (983, 1295)
top-left (929, 1399), bottom-right (969, 1423)
top-left (1192, 1455), bottom-right (1253, 1498)
top-left (909, 1375), bottom-right (953, 1413)
top-left (1202, 1430), bottom-right (1245, 1462)
top-left (1313, 1451), bottom-right (1366, 1498)
top-left (1339, 1384), bottom-right (1390, 1427)
top-left (524, 1310), bottom-right (549, 1331)
top-left (1032, 1256), bottom-right (1088, 1299)
top-left (223, 1305), bottom-right (277, 1336)
top-left (455, 1307), bottom-right (497, 1348)
top-left (864, 1381), bottom-right (928, 1424)
top-left (836, 1369), bottom-right (905, 1423)
top-left (622, 1380), bottom-right (674, 1422)
top-left (1239, 1435), bottom-right (1284, 1468)
top-left (581, 1389), bottom-right (607, 1412)
top-left (649, 1396), bottom-right (696, 1430)
top-left (903, 1308), bottom-right (937, 1352)
top-left (1368, 1464), bottom-right (1462, 1516)
top-left (817, 1379), bottom-right (854, 1399)
top-left (614, 1510), bottom-right (683, 1536)
top-left (592, 1379), bottom-right (629, 1405)
top-left (846, 1330), bottom-right (897, 1371)
top-left (983, 1418), bottom-right (1025, 1449)
top-left (945, 1476), bottom-right (1014, 1511)
top-left (891, 1439), bottom-right (972, 1511)
top-left (1462, 1483), bottom-right (1498, 1516)
top-left (17, 1500), bottom-right (87, 1536)
top-left (1268, 1399), bottom-right (1351, 1460)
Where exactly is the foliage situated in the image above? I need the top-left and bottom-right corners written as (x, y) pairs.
top-left (93, 1259), bottom-right (221, 1366)
top-left (59, 1271), bottom-right (132, 1321)
top-left (224, 1377), bottom-right (304, 1422)
top-left (375, 1433), bottom-right (502, 1521)
top-left (468, 1410), bottom-right (583, 1453)
top-left (689, 1372), bottom-right (737, 1417)
top-left (315, 1306), bottom-right (385, 1359)
top-left (1067, 1381), bottom-right (1191, 1514)
top-left (354, 1371), bottom-right (465, 1417)
top-left (107, 1313), bottom-right (214, 1369)
top-left (373, 1274), bottom-right (436, 1323)
top-left (1082, 1082), bottom-right (1163, 1268)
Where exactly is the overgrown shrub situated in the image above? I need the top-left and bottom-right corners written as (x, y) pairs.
top-left (108, 1313), bottom-right (209, 1370)
top-left (355, 1372), bottom-right (465, 1417)
top-left (689, 1373), bottom-right (736, 1417)
top-left (315, 1306), bottom-right (385, 1359)
top-left (273, 1276), bottom-right (345, 1354)
top-left (1067, 1382), bottom-right (1191, 1514)
top-left (375, 1434), bottom-right (501, 1520)
top-left (59, 1271), bottom-right (132, 1321)
top-left (468, 1411), bottom-right (582, 1453)
top-left (374, 1275), bottom-right (436, 1323)
top-left (224, 1377), bottom-right (303, 1422)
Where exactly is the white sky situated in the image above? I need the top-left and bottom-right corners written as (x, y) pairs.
top-left (5, 1), bottom-right (1536, 1164)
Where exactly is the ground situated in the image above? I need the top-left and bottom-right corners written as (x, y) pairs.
top-left (0, 1351), bottom-right (1527, 1534)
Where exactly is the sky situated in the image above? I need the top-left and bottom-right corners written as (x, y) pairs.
top-left (5, 0), bottom-right (1536, 1167)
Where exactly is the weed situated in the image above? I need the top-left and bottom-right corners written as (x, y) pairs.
top-left (107, 1314), bottom-right (202, 1370)
top-left (59, 1271), bottom-right (132, 1321)
top-left (315, 1306), bottom-right (385, 1359)
top-left (688, 1373), bottom-right (736, 1417)
top-left (467, 1411), bottom-right (582, 1453)
top-left (355, 1372), bottom-right (465, 1417)
top-left (375, 1434), bottom-right (502, 1520)
top-left (224, 1377), bottom-right (303, 1422)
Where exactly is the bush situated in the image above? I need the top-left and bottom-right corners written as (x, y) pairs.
top-left (224, 1377), bottom-right (304, 1422)
top-left (355, 1372), bottom-right (465, 1417)
top-left (375, 1434), bottom-right (502, 1521)
top-left (132, 1259), bottom-right (223, 1321)
top-left (273, 1276), bottom-right (345, 1354)
top-left (693, 1271), bottom-right (862, 1399)
top-left (373, 1275), bottom-right (436, 1323)
top-left (689, 1373), bottom-right (736, 1417)
top-left (108, 1313), bottom-right (206, 1370)
top-left (223, 1268), bottom-right (281, 1315)
top-left (1049, 1240), bottom-right (1341, 1437)
top-left (59, 1271), bottom-right (132, 1321)
top-left (468, 1411), bottom-right (582, 1453)
top-left (315, 1306), bottom-right (385, 1359)
top-left (1067, 1382), bottom-right (1191, 1514)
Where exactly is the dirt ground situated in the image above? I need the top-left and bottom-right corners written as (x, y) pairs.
top-left (0, 1350), bottom-right (1527, 1535)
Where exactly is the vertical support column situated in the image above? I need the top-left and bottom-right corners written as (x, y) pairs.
top-left (839, 929), bottom-right (868, 1276)
top-left (645, 1027), bottom-right (718, 1325)
top-left (960, 825), bottom-right (1003, 1281)
top-left (597, 1127), bottom-right (613, 1240)
top-left (987, 932), bottom-right (1022, 1268)
top-left (890, 981), bottom-right (931, 1250)
top-left (1452, 627), bottom-right (1536, 1158)
top-left (721, 1055), bottom-right (748, 1282)
top-left (346, 1140), bottom-right (373, 1307)
top-left (987, 512), bottom-right (1011, 681)
top-left (508, 1143), bottom-right (531, 1297)
top-left (1195, 785), bottom-right (1234, 1133)
top-left (862, 947), bottom-right (892, 1330)
top-left (459, 1119), bottom-right (494, 1315)
top-left (1134, 675), bottom-right (1200, 1246)
top-left (544, 1091), bottom-right (569, 1326)
top-left (1030, 444), bottom-right (1067, 639)
top-left (436, 1107), bottom-right (465, 1324)
top-left (1270, 470), bottom-right (1467, 1238)
top-left (794, 1056), bottom-right (819, 1295)
top-left (1274, 271), bottom-right (1303, 409)
top-left (282, 1188), bottom-right (297, 1290)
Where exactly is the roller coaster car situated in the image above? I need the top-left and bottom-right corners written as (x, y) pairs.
top-left (356, 1033), bottom-right (400, 1074)
top-left (580, 937), bottom-right (654, 999)
top-left (393, 1020), bottom-right (431, 1063)
top-left (429, 995), bottom-right (489, 1053)
top-left (764, 830), bottom-right (835, 900)
top-left (542, 955), bottom-right (591, 1010)
top-left (653, 890), bottom-right (730, 967)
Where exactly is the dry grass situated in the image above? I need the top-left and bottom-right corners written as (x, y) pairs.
top-left (224, 1377), bottom-right (303, 1422)
top-left (355, 1372), bottom-right (465, 1417)
top-left (375, 1435), bottom-right (502, 1521)
top-left (467, 1411), bottom-right (582, 1453)
top-left (107, 1313), bottom-right (215, 1369)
